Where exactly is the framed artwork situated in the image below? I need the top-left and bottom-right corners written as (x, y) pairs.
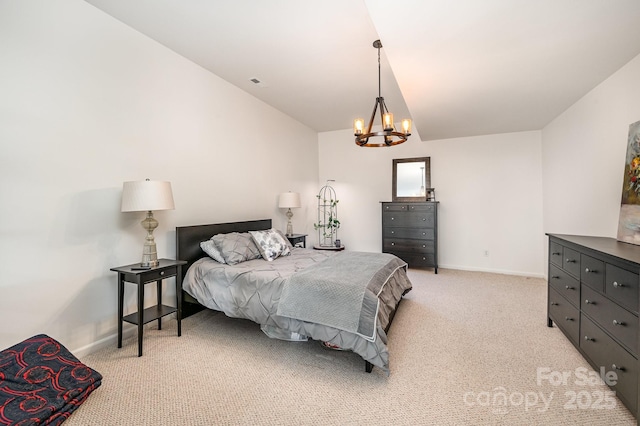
top-left (617, 120), bottom-right (640, 245)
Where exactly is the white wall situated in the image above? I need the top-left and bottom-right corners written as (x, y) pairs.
top-left (0, 0), bottom-right (319, 353)
top-left (542, 53), bottom-right (640, 237)
top-left (318, 129), bottom-right (545, 277)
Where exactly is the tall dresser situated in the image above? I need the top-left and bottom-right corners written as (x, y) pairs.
top-left (547, 234), bottom-right (640, 417)
top-left (381, 202), bottom-right (438, 273)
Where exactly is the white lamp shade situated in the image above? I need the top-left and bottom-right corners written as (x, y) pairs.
top-left (121, 180), bottom-right (175, 212)
top-left (278, 192), bottom-right (301, 209)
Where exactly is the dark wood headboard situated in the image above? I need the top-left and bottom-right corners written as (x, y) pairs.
top-left (176, 219), bottom-right (272, 317)
top-left (176, 218), bottom-right (272, 280)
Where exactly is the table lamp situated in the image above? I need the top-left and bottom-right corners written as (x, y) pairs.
top-left (278, 192), bottom-right (301, 236)
top-left (121, 179), bottom-right (175, 267)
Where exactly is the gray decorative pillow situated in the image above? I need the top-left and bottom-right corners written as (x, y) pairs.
top-left (200, 239), bottom-right (226, 264)
top-left (249, 228), bottom-right (292, 261)
top-left (212, 232), bottom-right (262, 265)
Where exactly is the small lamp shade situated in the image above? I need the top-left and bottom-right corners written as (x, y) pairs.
top-left (120, 179), bottom-right (174, 268)
top-left (278, 192), bottom-right (301, 209)
top-left (121, 180), bottom-right (175, 212)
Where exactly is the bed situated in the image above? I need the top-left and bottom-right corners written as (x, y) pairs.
top-left (176, 219), bottom-right (412, 374)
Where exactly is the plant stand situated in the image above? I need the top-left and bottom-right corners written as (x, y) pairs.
top-left (314, 181), bottom-right (341, 248)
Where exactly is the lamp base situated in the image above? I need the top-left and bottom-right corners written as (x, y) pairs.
top-left (140, 211), bottom-right (159, 267)
top-left (285, 208), bottom-right (294, 236)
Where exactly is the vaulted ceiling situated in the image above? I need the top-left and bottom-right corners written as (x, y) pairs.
top-left (85, 0), bottom-right (640, 141)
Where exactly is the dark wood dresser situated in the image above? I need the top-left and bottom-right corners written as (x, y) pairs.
top-left (381, 202), bottom-right (438, 273)
top-left (547, 233), bottom-right (640, 416)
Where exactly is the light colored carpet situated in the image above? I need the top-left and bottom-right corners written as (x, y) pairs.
top-left (66, 269), bottom-right (635, 425)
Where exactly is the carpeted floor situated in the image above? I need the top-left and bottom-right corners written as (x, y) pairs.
top-left (66, 268), bottom-right (635, 425)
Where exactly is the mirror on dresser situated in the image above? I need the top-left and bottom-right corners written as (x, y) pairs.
top-left (392, 157), bottom-right (431, 202)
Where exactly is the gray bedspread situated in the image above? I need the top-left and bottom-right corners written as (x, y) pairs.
top-left (278, 252), bottom-right (407, 341)
top-left (182, 248), bottom-right (412, 373)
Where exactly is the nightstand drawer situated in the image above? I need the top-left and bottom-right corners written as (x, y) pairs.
top-left (549, 264), bottom-right (580, 307)
top-left (606, 264), bottom-right (639, 313)
top-left (549, 287), bottom-right (580, 344)
top-left (141, 266), bottom-right (177, 283)
top-left (581, 254), bottom-right (604, 291)
top-left (582, 285), bottom-right (637, 355)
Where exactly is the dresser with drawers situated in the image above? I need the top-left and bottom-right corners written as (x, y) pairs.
top-left (381, 202), bottom-right (438, 273)
top-left (547, 234), bottom-right (640, 416)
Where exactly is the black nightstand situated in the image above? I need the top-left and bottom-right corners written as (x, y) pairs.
top-left (110, 259), bottom-right (187, 356)
top-left (286, 233), bottom-right (307, 248)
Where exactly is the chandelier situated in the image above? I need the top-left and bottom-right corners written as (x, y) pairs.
top-left (354, 40), bottom-right (411, 147)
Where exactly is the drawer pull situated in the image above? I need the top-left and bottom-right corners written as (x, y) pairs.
top-left (565, 258), bottom-right (576, 263)
top-left (613, 320), bottom-right (625, 326)
top-left (612, 281), bottom-right (624, 288)
top-left (584, 268), bottom-right (595, 273)
top-left (422, 218), bottom-right (426, 221)
top-left (422, 232), bottom-right (426, 236)
top-left (584, 299), bottom-right (592, 305)
top-left (160, 271), bottom-right (165, 276)
top-left (391, 231), bottom-right (395, 234)
top-left (612, 364), bottom-right (625, 372)
top-left (391, 242), bottom-right (395, 246)
top-left (584, 336), bottom-right (594, 341)
top-left (552, 252), bottom-right (561, 256)
top-left (565, 317), bottom-right (574, 321)
top-left (551, 275), bottom-right (560, 280)
top-left (422, 244), bottom-right (426, 248)
top-left (564, 285), bottom-right (574, 290)
top-left (391, 217), bottom-right (395, 220)
top-left (550, 302), bottom-right (558, 306)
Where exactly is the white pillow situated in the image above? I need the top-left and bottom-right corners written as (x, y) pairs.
top-left (249, 228), bottom-right (292, 261)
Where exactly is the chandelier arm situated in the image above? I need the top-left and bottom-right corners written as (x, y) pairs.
top-left (366, 98), bottom-right (380, 135)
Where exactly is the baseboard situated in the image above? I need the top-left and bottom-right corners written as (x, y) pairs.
top-left (72, 314), bottom-right (176, 358)
top-left (437, 264), bottom-right (545, 279)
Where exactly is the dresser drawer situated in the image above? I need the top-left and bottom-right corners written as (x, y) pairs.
top-left (383, 239), bottom-right (434, 254)
top-left (383, 227), bottom-right (434, 240)
top-left (606, 264), bottom-right (639, 314)
top-left (549, 241), bottom-right (563, 268)
top-left (392, 252), bottom-right (436, 268)
top-left (548, 287), bottom-right (580, 344)
top-left (562, 247), bottom-right (581, 278)
top-left (406, 204), bottom-right (436, 212)
top-left (581, 285), bottom-right (637, 356)
top-left (549, 264), bottom-right (580, 307)
top-left (580, 315), bottom-right (638, 413)
top-left (383, 203), bottom-right (437, 213)
top-left (383, 211), bottom-right (434, 228)
top-left (581, 254), bottom-right (605, 291)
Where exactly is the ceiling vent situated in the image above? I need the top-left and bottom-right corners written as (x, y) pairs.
top-left (249, 77), bottom-right (268, 88)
